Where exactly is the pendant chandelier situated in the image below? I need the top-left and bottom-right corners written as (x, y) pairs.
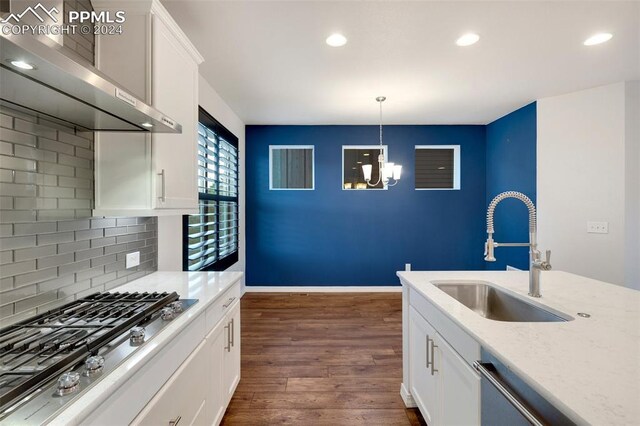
top-left (362, 96), bottom-right (402, 187)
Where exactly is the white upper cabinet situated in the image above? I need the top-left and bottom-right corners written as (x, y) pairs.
top-left (93, 0), bottom-right (204, 216)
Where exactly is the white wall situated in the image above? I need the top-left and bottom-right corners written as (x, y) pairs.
top-left (624, 81), bottom-right (640, 289)
top-left (537, 82), bottom-right (639, 288)
top-left (158, 75), bottom-right (246, 284)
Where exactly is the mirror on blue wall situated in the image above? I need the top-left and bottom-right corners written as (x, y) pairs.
top-left (342, 145), bottom-right (387, 190)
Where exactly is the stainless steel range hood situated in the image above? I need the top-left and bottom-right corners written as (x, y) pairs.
top-left (0, 34), bottom-right (182, 133)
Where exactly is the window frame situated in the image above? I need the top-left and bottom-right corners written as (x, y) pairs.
top-left (182, 107), bottom-right (239, 272)
top-left (414, 145), bottom-right (461, 191)
top-left (269, 145), bottom-right (315, 190)
top-left (341, 145), bottom-right (388, 191)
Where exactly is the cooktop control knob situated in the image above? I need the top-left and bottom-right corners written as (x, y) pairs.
top-left (130, 326), bottom-right (146, 345)
top-left (170, 301), bottom-right (183, 313)
top-left (161, 307), bottom-right (175, 321)
top-left (84, 355), bottom-right (105, 376)
top-left (56, 372), bottom-right (80, 396)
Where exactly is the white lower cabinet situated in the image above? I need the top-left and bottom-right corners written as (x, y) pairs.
top-left (132, 285), bottom-right (241, 426)
top-left (206, 316), bottom-right (227, 425)
top-left (132, 340), bottom-right (208, 426)
top-left (409, 306), bottom-right (438, 424)
top-left (223, 302), bottom-right (241, 401)
top-left (206, 299), bottom-right (241, 425)
top-left (408, 305), bottom-right (480, 426)
top-left (438, 332), bottom-right (480, 425)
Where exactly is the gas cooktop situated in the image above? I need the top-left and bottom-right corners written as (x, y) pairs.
top-left (0, 291), bottom-right (197, 424)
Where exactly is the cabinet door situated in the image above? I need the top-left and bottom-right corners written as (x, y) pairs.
top-left (151, 14), bottom-right (199, 210)
top-left (408, 306), bottom-right (438, 425)
top-left (223, 301), bottom-right (241, 403)
top-left (437, 332), bottom-right (480, 426)
top-left (132, 340), bottom-right (207, 426)
top-left (206, 318), bottom-right (227, 426)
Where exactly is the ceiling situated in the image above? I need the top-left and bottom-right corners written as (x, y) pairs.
top-left (162, 1), bottom-right (640, 125)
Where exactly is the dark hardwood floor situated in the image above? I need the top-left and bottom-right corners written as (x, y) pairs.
top-left (221, 292), bottom-right (427, 425)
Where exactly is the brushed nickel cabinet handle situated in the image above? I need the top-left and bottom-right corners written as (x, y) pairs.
top-left (223, 297), bottom-right (236, 308)
top-left (230, 318), bottom-right (235, 347)
top-left (430, 340), bottom-right (438, 375)
top-left (169, 415), bottom-right (181, 426)
top-left (224, 323), bottom-right (230, 352)
top-left (157, 169), bottom-right (166, 202)
top-left (425, 334), bottom-right (431, 369)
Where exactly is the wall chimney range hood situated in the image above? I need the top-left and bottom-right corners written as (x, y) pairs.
top-left (0, 34), bottom-right (182, 133)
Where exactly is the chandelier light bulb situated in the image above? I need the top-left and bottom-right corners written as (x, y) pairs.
top-left (362, 164), bottom-right (373, 181)
top-left (393, 165), bottom-right (402, 180)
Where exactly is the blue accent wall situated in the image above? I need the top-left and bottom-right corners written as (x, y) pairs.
top-left (485, 102), bottom-right (537, 270)
top-left (246, 125), bottom-right (487, 286)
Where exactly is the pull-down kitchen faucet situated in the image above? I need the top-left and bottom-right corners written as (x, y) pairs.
top-left (484, 191), bottom-right (551, 297)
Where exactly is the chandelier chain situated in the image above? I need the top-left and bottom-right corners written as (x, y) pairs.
top-left (379, 99), bottom-right (383, 148)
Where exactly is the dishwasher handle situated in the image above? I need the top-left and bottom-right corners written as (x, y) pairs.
top-left (473, 361), bottom-right (545, 426)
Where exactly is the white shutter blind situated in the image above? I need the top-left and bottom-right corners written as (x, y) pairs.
top-left (185, 110), bottom-right (239, 271)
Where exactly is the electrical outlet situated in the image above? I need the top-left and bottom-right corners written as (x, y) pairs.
top-left (587, 221), bottom-right (609, 234)
top-left (405, 263), bottom-right (411, 271)
top-left (126, 251), bottom-right (140, 269)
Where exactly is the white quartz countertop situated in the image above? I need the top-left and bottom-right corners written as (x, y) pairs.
top-left (397, 270), bottom-right (640, 426)
top-left (51, 271), bottom-right (243, 425)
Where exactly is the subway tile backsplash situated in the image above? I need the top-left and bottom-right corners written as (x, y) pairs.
top-left (0, 104), bottom-right (158, 326)
top-left (0, 216), bottom-right (158, 327)
top-left (0, 106), bottom-right (94, 222)
top-left (0, 0), bottom-right (158, 326)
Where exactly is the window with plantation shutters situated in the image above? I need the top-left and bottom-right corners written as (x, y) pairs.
top-left (415, 145), bottom-right (461, 190)
top-left (183, 108), bottom-right (239, 271)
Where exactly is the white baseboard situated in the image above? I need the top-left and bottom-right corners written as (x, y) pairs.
top-left (400, 383), bottom-right (417, 408)
top-left (244, 286), bottom-right (401, 293)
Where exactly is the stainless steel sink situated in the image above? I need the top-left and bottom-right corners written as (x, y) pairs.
top-left (432, 281), bottom-right (572, 322)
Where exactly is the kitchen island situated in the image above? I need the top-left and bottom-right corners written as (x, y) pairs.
top-left (398, 270), bottom-right (640, 425)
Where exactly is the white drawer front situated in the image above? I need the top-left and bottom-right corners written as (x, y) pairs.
top-left (409, 287), bottom-right (480, 366)
top-left (205, 281), bottom-right (241, 334)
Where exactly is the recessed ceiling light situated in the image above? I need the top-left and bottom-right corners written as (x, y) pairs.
top-left (456, 33), bottom-right (480, 47)
top-left (141, 122), bottom-right (153, 128)
top-left (10, 60), bottom-right (35, 70)
top-left (326, 33), bottom-right (347, 47)
top-left (584, 33), bottom-right (613, 46)
top-left (363, 153), bottom-right (370, 156)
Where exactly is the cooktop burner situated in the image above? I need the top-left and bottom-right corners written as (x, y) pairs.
top-left (0, 291), bottom-right (197, 424)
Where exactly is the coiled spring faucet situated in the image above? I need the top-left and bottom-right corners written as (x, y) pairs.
top-left (484, 191), bottom-right (551, 297)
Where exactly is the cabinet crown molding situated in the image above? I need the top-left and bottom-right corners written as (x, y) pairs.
top-left (92, 0), bottom-right (204, 64)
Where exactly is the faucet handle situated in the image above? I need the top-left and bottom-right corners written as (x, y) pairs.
top-left (539, 249), bottom-right (552, 270)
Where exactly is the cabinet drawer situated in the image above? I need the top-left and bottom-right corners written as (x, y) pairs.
top-left (205, 281), bottom-right (241, 334)
top-left (409, 286), bottom-right (480, 366)
top-left (132, 339), bottom-right (208, 426)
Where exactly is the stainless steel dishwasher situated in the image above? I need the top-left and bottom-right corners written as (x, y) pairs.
top-left (476, 349), bottom-right (576, 426)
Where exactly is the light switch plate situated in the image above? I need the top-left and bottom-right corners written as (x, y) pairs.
top-left (126, 251), bottom-right (140, 269)
top-left (587, 221), bottom-right (609, 234)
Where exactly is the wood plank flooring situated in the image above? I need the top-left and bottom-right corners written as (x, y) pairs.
top-left (221, 292), bottom-right (426, 425)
